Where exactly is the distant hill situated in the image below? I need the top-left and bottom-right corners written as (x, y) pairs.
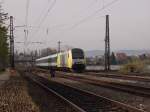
top-left (85, 50), bottom-right (150, 57)
top-left (116, 50), bottom-right (150, 56)
top-left (85, 50), bottom-right (104, 57)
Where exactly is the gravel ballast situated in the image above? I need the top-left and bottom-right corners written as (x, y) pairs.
top-left (0, 72), bottom-right (77, 112)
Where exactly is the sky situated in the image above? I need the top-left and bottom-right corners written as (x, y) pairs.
top-left (1, 0), bottom-right (150, 52)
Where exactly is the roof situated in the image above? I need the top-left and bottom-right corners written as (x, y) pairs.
top-left (36, 54), bottom-right (58, 61)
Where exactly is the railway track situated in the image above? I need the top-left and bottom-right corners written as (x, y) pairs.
top-left (34, 68), bottom-right (150, 82)
top-left (26, 71), bottom-right (146, 112)
top-left (33, 68), bottom-right (150, 97)
top-left (23, 73), bottom-right (84, 112)
top-left (56, 72), bottom-right (150, 97)
top-left (84, 72), bottom-right (150, 82)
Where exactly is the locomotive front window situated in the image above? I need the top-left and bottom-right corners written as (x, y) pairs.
top-left (72, 49), bottom-right (84, 59)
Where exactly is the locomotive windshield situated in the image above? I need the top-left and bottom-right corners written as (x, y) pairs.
top-left (72, 49), bottom-right (84, 59)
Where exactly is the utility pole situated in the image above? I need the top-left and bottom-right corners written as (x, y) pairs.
top-left (58, 41), bottom-right (61, 53)
top-left (104, 15), bottom-right (110, 71)
top-left (10, 16), bottom-right (15, 69)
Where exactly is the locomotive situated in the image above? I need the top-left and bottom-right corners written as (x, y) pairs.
top-left (35, 48), bottom-right (86, 72)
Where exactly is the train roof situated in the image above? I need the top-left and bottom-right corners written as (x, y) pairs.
top-left (36, 48), bottom-right (84, 61)
top-left (36, 53), bottom-right (58, 61)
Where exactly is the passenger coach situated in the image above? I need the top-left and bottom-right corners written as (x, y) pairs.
top-left (35, 48), bottom-right (86, 72)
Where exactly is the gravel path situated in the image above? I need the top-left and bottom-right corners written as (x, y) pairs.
top-left (0, 71), bottom-right (10, 86)
top-left (0, 72), bottom-right (77, 112)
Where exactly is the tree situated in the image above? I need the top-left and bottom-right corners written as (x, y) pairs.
top-left (0, 25), bottom-right (8, 70)
top-left (0, 5), bottom-right (9, 70)
top-left (110, 52), bottom-right (117, 65)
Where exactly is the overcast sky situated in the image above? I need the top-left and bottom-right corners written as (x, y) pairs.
top-left (2, 0), bottom-right (150, 52)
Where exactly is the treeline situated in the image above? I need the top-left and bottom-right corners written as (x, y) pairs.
top-left (0, 11), bottom-right (9, 71)
top-left (0, 25), bottom-right (8, 70)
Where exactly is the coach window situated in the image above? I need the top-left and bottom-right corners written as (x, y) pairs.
top-left (54, 57), bottom-right (57, 62)
top-left (49, 58), bottom-right (52, 63)
top-left (52, 57), bottom-right (57, 62)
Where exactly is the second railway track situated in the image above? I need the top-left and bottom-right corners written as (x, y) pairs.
top-left (56, 72), bottom-right (150, 97)
top-left (84, 72), bottom-right (150, 82)
top-left (26, 71), bottom-right (146, 112)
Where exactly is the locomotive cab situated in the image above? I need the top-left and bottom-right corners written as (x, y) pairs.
top-left (71, 48), bottom-right (86, 72)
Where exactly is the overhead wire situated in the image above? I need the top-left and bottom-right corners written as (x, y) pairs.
top-left (25, 0), bottom-right (30, 27)
top-left (30, 0), bottom-right (56, 38)
top-left (30, 0), bottom-right (105, 37)
top-left (23, 0), bottom-right (30, 52)
top-left (25, 0), bottom-right (118, 49)
top-left (33, 0), bottom-right (52, 27)
top-left (35, 0), bottom-right (115, 36)
top-left (46, 0), bottom-right (119, 44)
top-left (14, 0), bottom-right (52, 40)
top-left (68, 0), bottom-right (119, 30)
top-left (37, 0), bottom-right (56, 30)
top-left (44, 0), bottom-right (118, 34)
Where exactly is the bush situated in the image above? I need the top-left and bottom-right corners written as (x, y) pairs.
top-left (120, 59), bottom-right (146, 74)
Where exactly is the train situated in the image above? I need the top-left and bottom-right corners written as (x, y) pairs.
top-left (35, 48), bottom-right (86, 72)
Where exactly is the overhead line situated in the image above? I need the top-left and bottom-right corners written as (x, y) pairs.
top-left (30, 0), bottom-right (56, 38)
top-left (37, 0), bottom-right (56, 28)
top-left (23, 0), bottom-right (30, 53)
top-left (33, 0), bottom-right (52, 27)
top-left (69, 0), bottom-right (119, 29)
top-left (25, 0), bottom-right (30, 27)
